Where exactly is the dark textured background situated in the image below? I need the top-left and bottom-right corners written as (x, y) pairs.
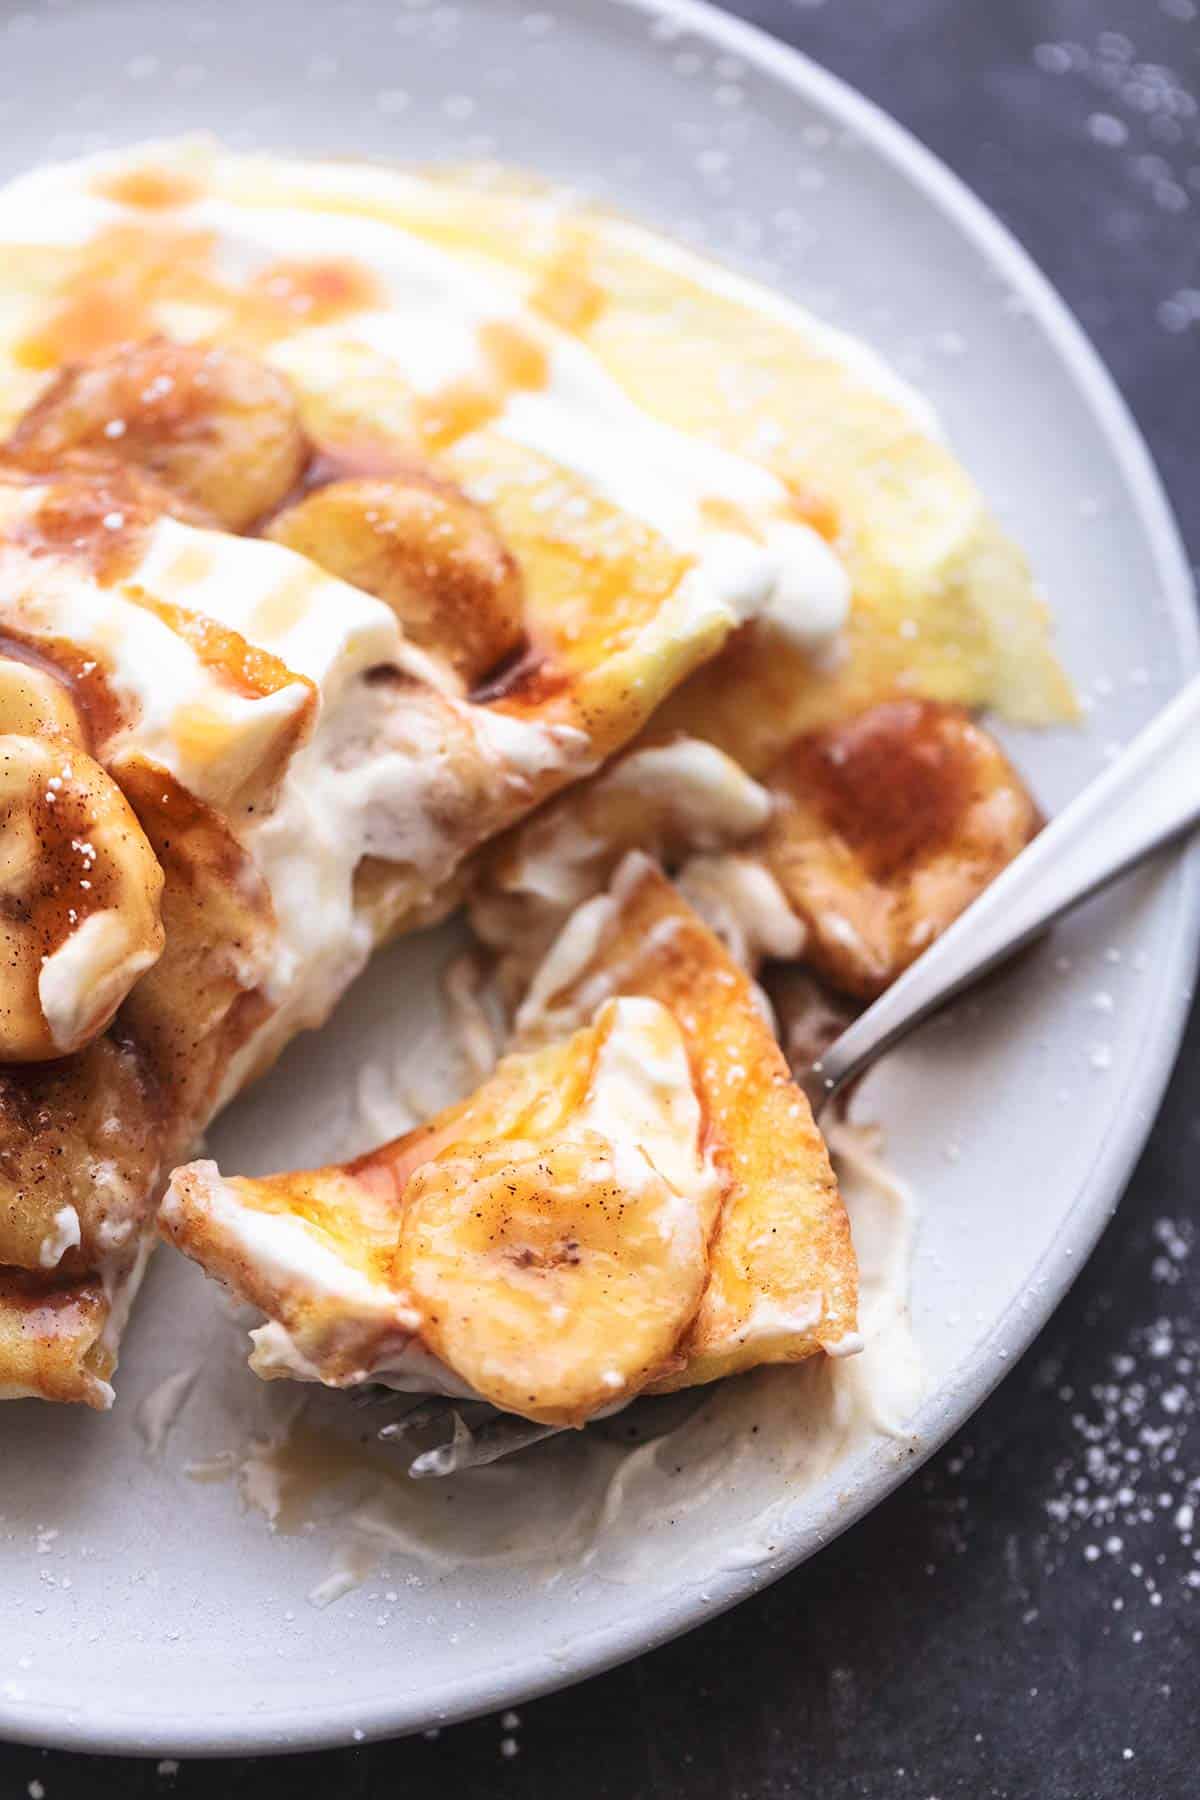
top-left (4, 0), bottom-right (1199, 1795)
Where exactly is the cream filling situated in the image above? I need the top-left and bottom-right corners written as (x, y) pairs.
top-left (582, 739), bottom-right (770, 846)
top-left (732, 1291), bottom-right (825, 1349)
top-left (162, 1169), bottom-right (469, 1393)
top-left (482, 738), bottom-right (769, 945)
top-left (37, 909), bottom-right (159, 1053)
top-left (160, 1170), bottom-right (419, 1334)
top-left (578, 996), bottom-right (716, 1219)
top-left (37, 1204), bottom-right (81, 1270)
top-left (0, 494), bottom-right (588, 1101)
top-left (98, 1229), bottom-right (155, 1356)
top-left (677, 852), bottom-right (807, 971)
top-left (513, 889), bottom-right (621, 1041)
top-left (249, 1319), bottom-right (478, 1400)
top-left (0, 141), bottom-right (853, 657)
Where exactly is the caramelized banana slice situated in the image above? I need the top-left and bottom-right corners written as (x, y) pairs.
top-left (9, 338), bottom-right (307, 530)
top-left (395, 998), bottom-right (719, 1424)
top-left (0, 655), bottom-right (86, 744)
top-left (761, 699), bottom-right (1040, 998)
top-left (0, 1266), bottom-right (118, 1407)
top-left (163, 996), bottom-right (723, 1426)
top-left (0, 734), bottom-right (165, 1060)
top-left (266, 476), bottom-right (525, 687)
top-left (0, 1029), bottom-right (163, 1278)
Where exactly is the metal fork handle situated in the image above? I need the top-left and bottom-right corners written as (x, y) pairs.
top-left (811, 673), bottom-right (1200, 1109)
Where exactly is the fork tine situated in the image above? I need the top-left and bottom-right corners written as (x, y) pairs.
top-left (376, 1396), bottom-right (459, 1441)
top-left (408, 1411), bottom-right (561, 1479)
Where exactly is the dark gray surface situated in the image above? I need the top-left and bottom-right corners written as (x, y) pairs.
top-left (3, 0), bottom-right (1198, 1795)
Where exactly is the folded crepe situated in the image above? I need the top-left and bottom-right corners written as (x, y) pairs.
top-left (162, 856), bottom-right (858, 1425)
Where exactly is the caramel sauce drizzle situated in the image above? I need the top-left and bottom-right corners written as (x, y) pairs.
top-left (8, 460), bottom-right (160, 584)
top-left (0, 628), bottom-right (125, 750)
top-left (14, 225), bottom-right (219, 372)
top-left (529, 252), bottom-right (606, 333)
top-left (93, 165), bottom-right (205, 211)
top-left (14, 219), bottom-right (387, 371)
top-left (780, 700), bottom-right (975, 883)
top-left (120, 587), bottom-right (314, 703)
top-left (245, 257), bottom-right (386, 328)
top-left (415, 319), bottom-right (549, 454)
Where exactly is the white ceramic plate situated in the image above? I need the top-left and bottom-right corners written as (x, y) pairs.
top-left (0, 0), bottom-right (1196, 1758)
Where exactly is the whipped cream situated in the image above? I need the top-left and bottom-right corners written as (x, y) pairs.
top-left (677, 852), bottom-right (807, 970)
top-left (37, 1204), bottom-right (81, 1270)
top-left (472, 737), bottom-right (771, 971)
top-left (0, 140), bottom-right (853, 659)
top-left (576, 995), bottom-right (718, 1223)
top-left (37, 908), bottom-right (160, 1054)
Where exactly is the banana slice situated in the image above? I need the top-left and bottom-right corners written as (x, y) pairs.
top-left (163, 995), bottom-right (723, 1425)
top-left (0, 655), bottom-right (86, 745)
top-left (761, 698), bottom-right (1041, 998)
top-left (0, 734), bottom-right (165, 1060)
top-left (395, 996), bottom-right (719, 1424)
top-left (9, 338), bottom-right (307, 531)
top-left (266, 475), bottom-right (525, 689)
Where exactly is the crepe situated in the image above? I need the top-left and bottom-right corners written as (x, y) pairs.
top-left (0, 136), bottom-right (1066, 1404)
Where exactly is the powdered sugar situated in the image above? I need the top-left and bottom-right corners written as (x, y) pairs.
top-left (927, 1211), bottom-right (1199, 1644)
top-left (1032, 19), bottom-right (1200, 338)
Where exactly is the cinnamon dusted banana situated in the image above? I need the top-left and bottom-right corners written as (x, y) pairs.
top-left (761, 699), bottom-right (1041, 998)
top-left (0, 654), bottom-right (86, 745)
top-left (0, 734), bottom-right (164, 1061)
top-left (0, 1029), bottom-right (162, 1285)
top-left (266, 475), bottom-right (525, 688)
top-left (10, 338), bottom-right (307, 530)
top-left (394, 998), bottom-right (721, 1424)
top-left (163, 996), bottom-right (725, 1426)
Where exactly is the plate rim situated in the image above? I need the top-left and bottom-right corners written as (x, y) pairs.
top-left (3, 0), bottom-right (1198, 1758)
